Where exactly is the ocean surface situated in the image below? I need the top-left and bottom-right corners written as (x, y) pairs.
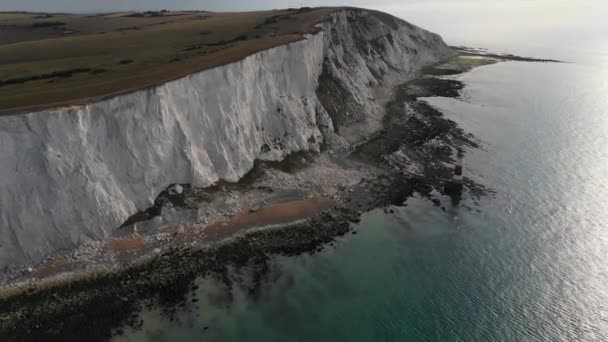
top-left (114, 3), bottom-right (608, 341)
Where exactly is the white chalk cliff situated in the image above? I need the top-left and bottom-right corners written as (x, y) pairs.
top-left (0, 9), bottom-right (453, 269)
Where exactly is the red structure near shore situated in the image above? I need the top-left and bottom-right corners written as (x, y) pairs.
top-left (445, 148), bottom-right (464, 197)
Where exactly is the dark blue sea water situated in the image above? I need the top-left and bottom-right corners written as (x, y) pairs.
top-left (114, 4), bottom-right (608, 342)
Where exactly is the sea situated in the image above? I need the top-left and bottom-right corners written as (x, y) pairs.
top-left (114, 2), bottom-right (608, 341)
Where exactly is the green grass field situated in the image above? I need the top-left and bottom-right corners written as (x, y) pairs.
top-left (0, 8), bottom-right (336, 113)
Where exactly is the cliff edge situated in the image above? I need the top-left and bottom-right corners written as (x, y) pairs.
top-left (0, 9), bottom-right (453, 270)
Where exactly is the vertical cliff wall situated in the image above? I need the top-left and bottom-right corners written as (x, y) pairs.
top-left (318, 10), bottom-right (453, 143)
top-left (0, 9), bottom-right (453, 269)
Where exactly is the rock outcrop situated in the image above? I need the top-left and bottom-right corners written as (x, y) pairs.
top-left (0, 9), bottom-right (453, 269)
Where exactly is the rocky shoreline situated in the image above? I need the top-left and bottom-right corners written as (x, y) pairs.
top-left (0, 50), bottom-right (553, 341)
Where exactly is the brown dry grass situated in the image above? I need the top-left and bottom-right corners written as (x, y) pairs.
top-left (0, 8), bottom-right (339, 114)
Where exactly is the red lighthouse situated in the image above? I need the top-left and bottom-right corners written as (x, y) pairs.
top-left (445, 148), bottom-right (464, 197)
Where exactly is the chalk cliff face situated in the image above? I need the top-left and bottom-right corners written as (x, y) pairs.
top-left (319, 10), bottom-right (453, 143)
top-left (0, 9), bottom-right (453, 269)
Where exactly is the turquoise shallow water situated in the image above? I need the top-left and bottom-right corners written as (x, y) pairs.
top-left (114, 5), bottom-right (608, 340)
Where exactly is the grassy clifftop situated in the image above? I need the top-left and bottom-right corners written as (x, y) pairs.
top-left (0, 8), bottom-right (337, 114)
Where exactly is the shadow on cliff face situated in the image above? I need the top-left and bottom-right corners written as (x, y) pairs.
top-left (316, 59), bottom-right (365, 132)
